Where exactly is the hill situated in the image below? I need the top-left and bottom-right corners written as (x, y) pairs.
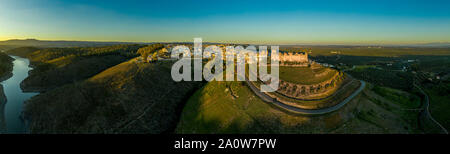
top-left (5, 45), bottom-right (144, 92)
top-left (23, 59), bottom-right (203, 133)
top-left (176, 80), bottom-right (423, 134)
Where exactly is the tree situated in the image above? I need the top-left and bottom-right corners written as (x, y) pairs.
top-left (137, 44), bottom-right (165, 63)
top-left (150, 52), bottom-right (158, 62)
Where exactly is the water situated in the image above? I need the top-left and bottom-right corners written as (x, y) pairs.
top-left (0, 56), bottom-right (39, 134)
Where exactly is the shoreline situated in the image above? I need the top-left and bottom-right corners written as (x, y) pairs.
top-left (0, 72), bottom-right (13, 83)
top-left (0, 73), bottom-right (13, 103)
top-left (1, 55), bottom-right (40, 134)
top-left (0, 54), bottom-right (13, 133)
top-left (0, 85), bottom-right (6, 103)
top-left (0, 54), bottom-right (14, 105)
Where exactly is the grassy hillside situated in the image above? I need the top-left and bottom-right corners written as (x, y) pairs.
top-left (6, 45), bottom-right (145, 92)
top-left (23, 59), bottom-right (203, 133)
top-left (176, 81), bottom-right (423, 134)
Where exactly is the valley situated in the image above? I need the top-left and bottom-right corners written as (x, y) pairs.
top-left (1, 41), bottom-right (449, 134)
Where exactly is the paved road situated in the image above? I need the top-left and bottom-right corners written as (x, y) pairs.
top-left (414, 84), bottom-right (448, 134)
top-left (245, 77), bottom-right (366, 115)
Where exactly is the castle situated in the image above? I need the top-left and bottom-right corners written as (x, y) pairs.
top-left (256, 50), bottom-right (308, 64)
top-left (164, 45), bottom-right (309, 65)
top-left (278, 52), bottom-right (308, 63)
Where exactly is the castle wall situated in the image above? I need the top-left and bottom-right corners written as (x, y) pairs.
top-left (278, 52), bottom-right (308, 63)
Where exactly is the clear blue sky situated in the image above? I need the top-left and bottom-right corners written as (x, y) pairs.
top-left (1, 0), bottom-right (450, 44)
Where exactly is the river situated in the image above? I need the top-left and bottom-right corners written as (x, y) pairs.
top-left (0, 56), bottom-right (39, 134)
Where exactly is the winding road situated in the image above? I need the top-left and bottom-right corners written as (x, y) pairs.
top-left (414, 84), bottom-right (448, 134)
top-left (245, 77), bottom-right (366, 115)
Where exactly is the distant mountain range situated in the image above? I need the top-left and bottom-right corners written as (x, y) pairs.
top-left (1, 39), bottom-right (450, 48)
top-left (0, 39), bottom-right (140, 48)
top-left (408, 42), bottom-right (450, 48)
top-left (0, 39), bottom-right (227, 48)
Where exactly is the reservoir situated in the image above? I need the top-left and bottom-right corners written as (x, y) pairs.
top-left (0, 56), bottom-right (39, 134)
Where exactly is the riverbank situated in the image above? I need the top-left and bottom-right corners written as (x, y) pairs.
top-left (0, 53), bottom-right (14, 106)
top-left (0, 85), bottom-right (5, 133)
top-left (0, 73), bottom-right (13, 83)
top-left (0, 73), bottom-right (13, 103)
top-left (1, 53), bottom-right (13, 133)
top-left (1, 55), bottom-right (39, 133)
top-left (0, 86), bottom-right (5, 103)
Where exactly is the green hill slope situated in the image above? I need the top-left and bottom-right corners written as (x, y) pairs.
top-left (176, 81), bottom-right (423, 134)
top-left (6, 45), bottom-right (144, 92)
top-left (23, 59), bottom-right (202, 133)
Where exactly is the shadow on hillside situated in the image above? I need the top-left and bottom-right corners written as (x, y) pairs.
top-left (23, 61), bottom-right (204, 134)
top-left (176, 80), bottom-right (364, 134)
top-left (22, 55), bottom-right (131, 92)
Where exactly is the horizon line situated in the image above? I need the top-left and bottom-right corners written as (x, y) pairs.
top-left (1, 38), bottom-right (450, 46)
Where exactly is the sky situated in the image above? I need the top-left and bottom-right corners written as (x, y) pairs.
top-left (1, 0), bottom-right (450, 45)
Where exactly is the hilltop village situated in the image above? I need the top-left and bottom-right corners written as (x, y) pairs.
top-left (137, 44), bottom-right (358, 114)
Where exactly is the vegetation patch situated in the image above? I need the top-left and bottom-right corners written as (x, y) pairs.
top-left (0, 52), bottom-right (14, 81)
